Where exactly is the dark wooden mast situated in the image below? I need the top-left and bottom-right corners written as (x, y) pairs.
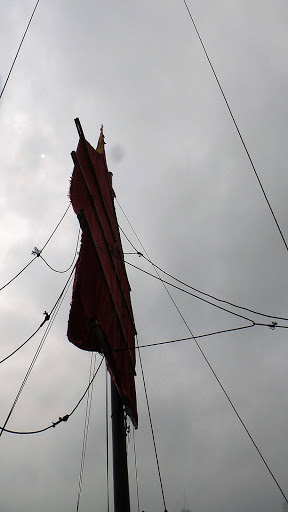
top-left (111, 379), bottom-right (131, 512)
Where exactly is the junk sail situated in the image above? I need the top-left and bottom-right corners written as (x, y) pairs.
top-left (67, 118), bottom-right (137, 426)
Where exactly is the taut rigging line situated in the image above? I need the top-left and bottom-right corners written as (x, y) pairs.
top-left (116, 200), bottom-right (288, 324)
top-left (0, 262), bottom-right (76, 438)
top-left (124, 259), bottom-right (288, 329)
top-left (76, 353), bottom-right (97, 512)
top-left (0, 358), bottom-right (104, 436)
top-left (0, 0), bottom-right (41, 101)
top-left (37, 227), bottom-right (81, 274)
top-left (181, 0), bottom-right (288, 254)
top-left (0, 262), bottom-right (76, 365)
top-left (0, 203), bottom-right (71, 292)
top-left (139, 254), bottom-right (288, 323)
top-left (98, 240), bottom-right (286, 327)
top-left (118, 198), bottom-right (288, 505)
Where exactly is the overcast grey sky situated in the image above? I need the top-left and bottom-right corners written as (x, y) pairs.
top-left (1, 1), bottom-right (288, 511)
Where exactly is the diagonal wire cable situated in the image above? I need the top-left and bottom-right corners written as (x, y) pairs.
top-left (0, 263), bottom-right (77, 365)
top-left (76, 352), bottom-right (97, 512)
top-left (132, 426), bottom-right (140, 512)
top-left (0, 312), bottom-right (56, 438)
top-left (97, 242), bottom-right (255, 325)
top-left (105, 241), bottom-right (288, 325)
top-left (0, 356), bottom-right (104, 435)
top-left (181, 0), bottom-right (288, 253)
top-left (69, 357), bottom-right (104, 417)
top-left (0, 0), bottom-right (41, 101)
top-left (124, 259), bottom-right (288, 330)
top-left (125, 259), bottom-right (255, 323)
top-left (118, 199), bottom-right (288, 504)
top-left (140, 255), bottom-right (288, 322)
top-left (0, 203), bottom-right (71, 292)
top-left (0, 312), bottom-right (49, 364)
top-left (117, 199), bottom-right (288, 323)
top-left (75, 134), bottom-right (287, 506)
top-left (0, 325), bottom-right (254, 434)
top-left (0, 263), bottom-right (76, 438)
top-left (39, 227), bottom-right (81, 273)
top-left (40, 203), bottom-right (71, 252)
top-left (136, 335), bottom-right (168, 511)
top-left (116, 200), bottom-right (254, 323)
top-left (142, 261), bottom-right (288, 502)
top-left (138, 319), bottom-right (288, 504)
top-left (182, 320), bottom-right (288, 503)
top-left (124, 259), bottom-right (288, 329)
top-left (112, 324), bottom-right (254, 353)
top-left (0, 256), bottom-right (37, 291)
top-left (97, 229), bottom-right (288, 329)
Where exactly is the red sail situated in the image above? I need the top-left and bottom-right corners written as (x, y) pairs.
top-left (67, 121), bottom-right (137, 426)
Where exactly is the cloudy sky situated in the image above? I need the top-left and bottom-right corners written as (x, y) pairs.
top-left (1, 0), bottom-right (288, 511)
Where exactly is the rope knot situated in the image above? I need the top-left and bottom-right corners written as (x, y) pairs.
top-left (32, 247), bottom-right (41, 257)
top-left (52, 415), bottom-right (69, 428)
top-left (43, 311), bottom-right (50, 322)
top-left (269, 321), bottom-right (277, 330)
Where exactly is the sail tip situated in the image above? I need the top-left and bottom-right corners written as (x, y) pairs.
top-left (96, 124), bottom-right (105, 154)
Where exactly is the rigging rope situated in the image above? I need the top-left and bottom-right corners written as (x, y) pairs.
top-left (0, 263), bottom-right (75, 438)
top-left (0, 256), bottom-right (37, 292)
top-left (1, 318), bottom-right (278, 436)
top-left (0, 263), bottom-right (77, 365)
top-left (184, 329), bottom-right (288, 503)
top-left (99, 243), bottom-right (255, 323)
top-left (38, 227), bottom-right (81, 273)
top-left (124, 259), bottom-right (288, 330)
top-left (132, 426), bottom-right (140, 512)
top-left (116, 199), bottom-right (288, 323)
top-left (116, 198), bottom-right (288, 321)
top-left (0, 312), bottom-right (49, 365)
top-left (181, 0), bottom-right (288, 254)
top-left (69, 357), bottom-right (104, 417)
top-left (38, 202), bottom-right (72, 252)
top-left (138, 288), bottom-right (288, 503)
top-left (139, 255), bottom-right (288, 323)
top-left (76, 352), bottom-right (97, 512)
top-left (101, 238), bottom-right (288, 325)
top-left (118, 200), bottom-right (288, 504)
top-left (0, 0), bottom-right (41, 101)
top-left (0, 203), bottom-right (71, 292)
top-left (136, 335), bottom-right (168, 511)
top-left (0, 313), bottom-right (55, 438)
top-left (0, 325), bottom-right (257, 435)
top-left (118, 202), bottom-right (287, 324)
top-left (112, 324), bottom-right (254, 352)
top-left (0, 357), bottom-right (104, 435)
